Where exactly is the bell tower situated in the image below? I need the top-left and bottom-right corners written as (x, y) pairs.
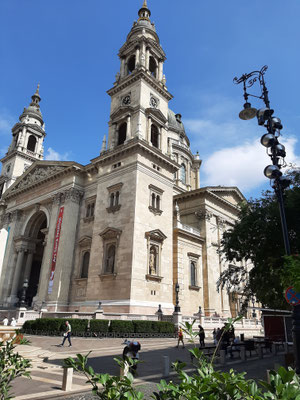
top-left (107, 0), bottom-right (172, 154)
top-left (0, 84), bottom-right (46, 197)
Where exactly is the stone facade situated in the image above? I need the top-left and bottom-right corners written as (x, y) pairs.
top-left (0, 2), bottom-right (245, 318)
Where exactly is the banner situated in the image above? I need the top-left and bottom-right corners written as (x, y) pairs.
top-left (48, 206), bottom-right (64, 294)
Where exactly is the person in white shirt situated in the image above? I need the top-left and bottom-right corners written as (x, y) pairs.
top-left (10, 318), bottom-right (17, 327)
top-left (2, 317), bottom-right (8, 326)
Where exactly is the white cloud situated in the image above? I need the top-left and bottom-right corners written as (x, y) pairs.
top-left (201, 136), bottom-right (300, 193)
top-left (0, 110), bottom-right (15, 136)
top-left (45, 147), bottom-right (71, 161)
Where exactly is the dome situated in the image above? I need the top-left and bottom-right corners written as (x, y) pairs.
top-left (168, 109), bottom-right (185, 133)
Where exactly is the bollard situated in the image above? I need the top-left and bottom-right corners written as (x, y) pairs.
top-left (162, 355), bottom-right (170, 377)
top-left (120, 362), bottom-right (129, 377)
top-left (240, 346), bottom-right (246, 361)
top-left (220, 350), bottom-right (226, 365)
top-left (272, 343), bottom-right (277, 355)
top-left (62, 367), bottom-right (73, 391)
top-left (257, 345), bottom-right (263, 359)
top-left (266, 369), bottom-right (270, 384)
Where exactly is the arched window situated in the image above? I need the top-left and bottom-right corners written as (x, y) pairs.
top-left (190, 261), bottom-right (196, 287)
top-left (118, 122), bottom-right (127, 145)
top-left (151, 193), bottom-right (156, 208)
top-left (27, 135), bottom-right (37, 152)
top-left (180, 164), bottom-right (186, 184)
top-left (110, 193), bottom-right (115, 208)
top-left (156, 195), bottom-right (160, 210)
top-left (105, 244), bottom-right (116, 274)
top-left (115, 191), bottom-right (119, 206)
top-left (127, 55), bottom-right (136, 74)
top-left (151, 124), bottom-right (159, 148)
top-left (81, 251), bottom-right (90, 278)
top-left (149, 56), bottom-right (157, 78)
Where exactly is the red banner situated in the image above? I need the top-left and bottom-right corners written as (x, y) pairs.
top-left (48, 206), bottom-right (64, 294)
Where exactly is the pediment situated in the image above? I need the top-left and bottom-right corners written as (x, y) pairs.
top-left (145, 229), bottom-right (167, 242)
top-left (145, 108), bottom-right (168, 124)
top-left (78, 236), bottom-right (92, 247)
top-left (110, 106), bottom-right (134, 121)
top-left (99, 227), bottom-right (122, 240)
top-left (6, 161), bottom-right (80, 196)
top-left (207, 187), bottom-right (245, 207)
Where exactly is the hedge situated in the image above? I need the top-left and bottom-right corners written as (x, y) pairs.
top-left (22, 318), bottom-right (175, 336)
top-left (109, 320), bottom-right (134, 333)
top-left (90, 320), bottom-right (109, 333)
top-left (22, 318), bottom-right (88, 334)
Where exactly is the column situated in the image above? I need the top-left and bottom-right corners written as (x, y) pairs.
top-left (111, 123), bottom-right (117, 148)
top-left (120, 58), bottom-right (126, 77)
top-left (24, 251), bottom-right (34, 281)
top-left (158, 61), bottom-right (163, 81)
top-left (148, 117), bottom-right (152, 143)
top-left (159, 126), bottom-right (162, 150)
top-left (126, 115), bottom-right (131, 141)
top-left (135, 47), bottom-right (140, 68)
top-left (9, 249), bottom-right (25, 299)
top-left (141, 41), bottom-right (146, 67)
top-left (146, 48), bottom-right (150, 70)
top-left (187, 162), bottom-right (191, 186)
top-left (155, 64), bottom-right (158, 79)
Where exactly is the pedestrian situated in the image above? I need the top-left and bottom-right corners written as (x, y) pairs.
top-left (10, 317), bottom-right (17, 327)
top-left (2, 316), bottom-right (8, 326)
top-left (212, 328), bottom-right (217, 344)
top-left (198, 325), bottom-right (205, 347)
top-left (177, 327), bottom-right (185, 348)
top-left (60, 321), bottom-right (72, 347)
top-left (216, 327), bottom-right (221, 342)
top-left (122, 340), bottom-right (141, 376)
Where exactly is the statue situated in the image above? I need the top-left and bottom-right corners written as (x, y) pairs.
top-left (149, 246), bottom-right (156, 275)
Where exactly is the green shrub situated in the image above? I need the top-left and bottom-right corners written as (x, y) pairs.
top-left (109, 320), bottom-right (134, 333)
top-left (157, 321), bottom-right (175, 333)
top-left (90, 319), bottom-right (109, 333)
top-left (132, 320), bottom-right (153, 333)
top-left (66, 319), bottom-right (88, 334)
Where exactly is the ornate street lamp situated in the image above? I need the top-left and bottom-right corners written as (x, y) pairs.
top-left (174, 282), bottom-right (181, 312)
top-left (234, 65), bottom-right (299, 373)
top-left (252, 298), bottom-right (257, 319)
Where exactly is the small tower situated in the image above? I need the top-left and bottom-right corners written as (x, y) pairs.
top-left (107, 0), bottom-right (172, 152)
top-left (0, 84), bottom-right (46, 196)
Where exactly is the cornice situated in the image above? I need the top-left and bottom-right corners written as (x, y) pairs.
top-left (174, 227), bottom-right (205, 243)
top-left (174, 186), bottom-right (244, 211)
top-left (0, 149), bottom-right (40, 164)
top-left (12, 122), bottom-right (46, 136)
top-left (107, 69), bottom-right (173, 101)
top-left (89, 137), bottom-right (179, 173)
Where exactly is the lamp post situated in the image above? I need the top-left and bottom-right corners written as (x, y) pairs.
top-left (174, 282), bottom-right (181, 312)
top-left (251, 298), bottom-right (257, 319)
top-left (20, 279), bottom-right (29, 308)
top-left (234, 65), bottom-right (300, 373)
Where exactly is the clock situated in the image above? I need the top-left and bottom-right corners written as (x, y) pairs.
top-left (122, 95), bottom-right (131, 106)
top-left (150, 96), bottom-right (158, 108)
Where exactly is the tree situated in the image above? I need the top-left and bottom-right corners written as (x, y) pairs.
top-left (218, 168), bottom-right (300, 310)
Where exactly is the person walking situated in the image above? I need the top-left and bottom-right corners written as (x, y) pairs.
top-left (212, 328), bottom-right (217, 345)
top-left (198, 325), bottom-right (205, 347)
top-left (60, 321), bottom-right (72, 347)
top-left (2, 316), bottom-right (8, 326)
top-left (10, 317), bottom-right (17, 327)
top-left (122, 340), bottom-right (141, 376)
top-left (177, 327), bottom-right (185, 348)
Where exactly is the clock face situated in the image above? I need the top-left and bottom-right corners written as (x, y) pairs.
top-left (150, 96), bottom-right (158, 108)
top-left (122, 95), bottom-right (131, 106)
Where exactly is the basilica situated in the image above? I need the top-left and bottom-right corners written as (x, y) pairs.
top-left (0, 2), bottom-right (246, 317)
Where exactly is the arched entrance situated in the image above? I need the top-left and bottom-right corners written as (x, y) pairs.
top-left (20, 211), bottom-right (48, 306)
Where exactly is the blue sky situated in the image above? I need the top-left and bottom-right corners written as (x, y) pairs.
top-left (0, 0), bottom-right (299, 199)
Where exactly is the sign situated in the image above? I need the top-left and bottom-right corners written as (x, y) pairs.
top-left (285, 286), bottom-right (300, 306)
top-left (48, 206), bottom-right (64, 294)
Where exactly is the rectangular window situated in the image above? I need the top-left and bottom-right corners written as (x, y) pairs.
top-left (148, 184), bottom-right (164, 215)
